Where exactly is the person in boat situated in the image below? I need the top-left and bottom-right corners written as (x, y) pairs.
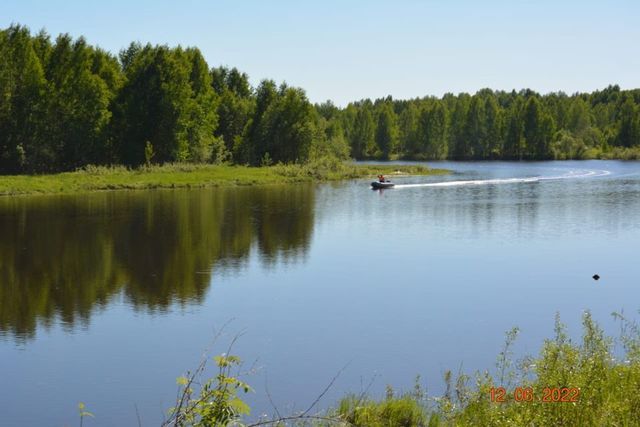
top-left (378, 174), bottom-right (386, 182)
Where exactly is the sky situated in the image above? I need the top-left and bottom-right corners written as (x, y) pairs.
top-left (2, 0), bottom-right (639, 106)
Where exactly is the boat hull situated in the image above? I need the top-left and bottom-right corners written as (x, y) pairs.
top-left (371, 181), bottom-right (395, 189)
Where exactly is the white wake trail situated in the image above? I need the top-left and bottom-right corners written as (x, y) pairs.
top-left (393, 169), bottom-right (611, 189)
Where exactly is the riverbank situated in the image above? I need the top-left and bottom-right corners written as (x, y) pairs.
top-left (0, 161), bottom-right (449, 196)
top-left (168, 312), bottom-right (640, 427)
top-left (334, 313), bottom-right (640, 426)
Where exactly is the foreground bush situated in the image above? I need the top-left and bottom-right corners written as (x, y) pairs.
top-left (336, 312), bottom-right (640, 427)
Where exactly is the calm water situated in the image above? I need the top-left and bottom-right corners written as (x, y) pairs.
top-left (1, 160), bottom-right (640, 426)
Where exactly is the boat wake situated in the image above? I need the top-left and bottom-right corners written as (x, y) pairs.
top-left (393, 169), bottom-right (611, 189)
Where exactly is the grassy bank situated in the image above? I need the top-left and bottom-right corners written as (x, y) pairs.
top-left (0, 161), bottom-right (448, 196)
top-left (555, 145), bottom-right (640, 161)
top-left (334, 312), bottom-right (640, 427)
top-left (163, 311), bottom-right (640, 426)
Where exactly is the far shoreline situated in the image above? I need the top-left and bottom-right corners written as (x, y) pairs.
top-left (0, 162), bottom-right (449, 197)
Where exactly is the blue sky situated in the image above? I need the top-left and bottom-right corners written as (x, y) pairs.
top-left (3, 0), bottom-right (639, 105)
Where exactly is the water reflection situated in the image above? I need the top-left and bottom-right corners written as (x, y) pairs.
top-left (0, 185), bottom-right (315, 340)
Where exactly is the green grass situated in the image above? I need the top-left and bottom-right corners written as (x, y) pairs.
top-left (331, 311), bottom-right (640, 427)
top-left (0, 161), bottom-right (449, 196)
top-left (337, 392), bottom-right (431, 427)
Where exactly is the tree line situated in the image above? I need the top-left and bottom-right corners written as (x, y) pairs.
top-left (333, 86), bottom-right (640, 161)
top-left (1, 25), bottom-right (639, 174)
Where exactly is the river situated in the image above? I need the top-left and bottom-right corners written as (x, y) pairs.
top-left (1, 160), bottom-right (639, 426)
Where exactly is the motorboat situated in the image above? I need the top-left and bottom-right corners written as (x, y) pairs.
top-left (371, 180), bottom-right (395, 189)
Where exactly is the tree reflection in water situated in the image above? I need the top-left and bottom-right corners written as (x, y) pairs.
top-left (0, 185), bottom-right (314, 340)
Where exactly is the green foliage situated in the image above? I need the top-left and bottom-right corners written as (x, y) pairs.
top-left (144, 141), bottom-right (154, 166)
top-left (568, 97), bottom-right (591, 136)
top-left (416, 102), bottom-right (447, 159)
top-left (44, 34), bottom-right (120, 170)
top-left (168, 353), bottom-right (252, 427)
top-left (484, 95), bottom-right (503, 159)
top-left (448, 94), bottom-right (471, 159)
top-left (2, 25), bottom-right (639, 175)
top-left (77, 402), bottom-right (94, 427)
top-left (337, 394), bottom-right (428, 427)
top-left (343, 86), bottom-right (640, 161)
top-left (331, 312), bottom-right (640, 427)
top-left (0, 26), bottom-right (335, 174)
top-left (503, 99), bottom-right (524, 159)
top-left (113, 44), bottom-right (217, 166)
top-left (398, 103), bottom-right (419, 157)
top-left (262, 85), bottom-right (317, 163)
top-left (0, 25), bottom-right (48, 173)
top-left (616, 96), bottom-right (640, 148)
top-left (260, 152), bottom-right (273, 167)
top-left (269, 159), bottom-right (444, 182)
top-left (601, 145), bottom-right (640, 160)
top-left (552, 130), bottom-right (588, 160)
top-left (496, 327), bottom-right (520, 388)
top-left (212, 67), bottom-right (253, 159)
top-left (442, 312), bottom-right (640, 426)
top-left (463, 96), bottom-right (486, 159)
top-left (374, 102), bottom-right (400, 159)
top-left (350, 106), bottom-right (376, 159)
top-left (523, 97), bottom-right (554, 159)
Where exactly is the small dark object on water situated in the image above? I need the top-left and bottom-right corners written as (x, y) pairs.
top-left (593, 274), bottom-right (600, 281)
top-left (371, 180), bottom-right (395, 189)
top-left (371, 174), bottom-right (394, 189)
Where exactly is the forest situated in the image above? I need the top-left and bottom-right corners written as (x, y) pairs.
top-left (1, 24), bottom-right (640, 175)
